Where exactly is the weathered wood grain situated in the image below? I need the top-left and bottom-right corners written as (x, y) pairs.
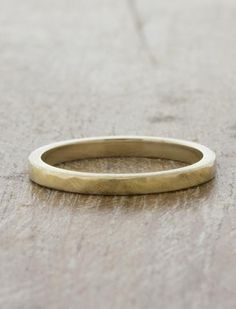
top-left (0, 0), bottom-right (236, 308)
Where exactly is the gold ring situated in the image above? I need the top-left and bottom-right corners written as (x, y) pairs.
top-left (28, 136), bottom-right (216, 195)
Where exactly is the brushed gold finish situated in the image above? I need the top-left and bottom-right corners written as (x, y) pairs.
top-left (28, 136), bottom-right (216, 195)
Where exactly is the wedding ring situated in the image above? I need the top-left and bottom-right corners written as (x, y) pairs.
top-left (28, 136), bottom-right (216, 195)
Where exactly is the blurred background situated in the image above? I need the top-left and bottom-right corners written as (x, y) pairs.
top-left (0, 0), bottom-right (236, 308)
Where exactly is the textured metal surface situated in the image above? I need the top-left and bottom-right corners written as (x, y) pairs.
top-left (29, 136), bottom-right (216, 194)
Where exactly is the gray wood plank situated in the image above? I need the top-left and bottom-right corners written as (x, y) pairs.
top-left (0, 0), bottom-right (235, 308)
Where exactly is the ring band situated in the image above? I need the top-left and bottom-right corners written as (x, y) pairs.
top-left (28, 136), bottom-right (216, 195)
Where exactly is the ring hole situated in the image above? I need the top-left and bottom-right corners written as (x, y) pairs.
top-left (56, 157), bottom-right (187, 173)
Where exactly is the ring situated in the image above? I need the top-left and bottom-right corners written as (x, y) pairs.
top-left (28, 136), bottom-right (216, 195)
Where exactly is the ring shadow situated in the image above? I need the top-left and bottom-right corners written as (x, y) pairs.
top-left (29, 177), bottom-right (217, 215)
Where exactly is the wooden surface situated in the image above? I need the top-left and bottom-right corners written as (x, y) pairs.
top-left (0, 0), bottom-right (236, 308)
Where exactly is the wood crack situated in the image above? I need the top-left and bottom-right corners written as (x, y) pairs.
top-left (127, 0), bottom-right (157, 65)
